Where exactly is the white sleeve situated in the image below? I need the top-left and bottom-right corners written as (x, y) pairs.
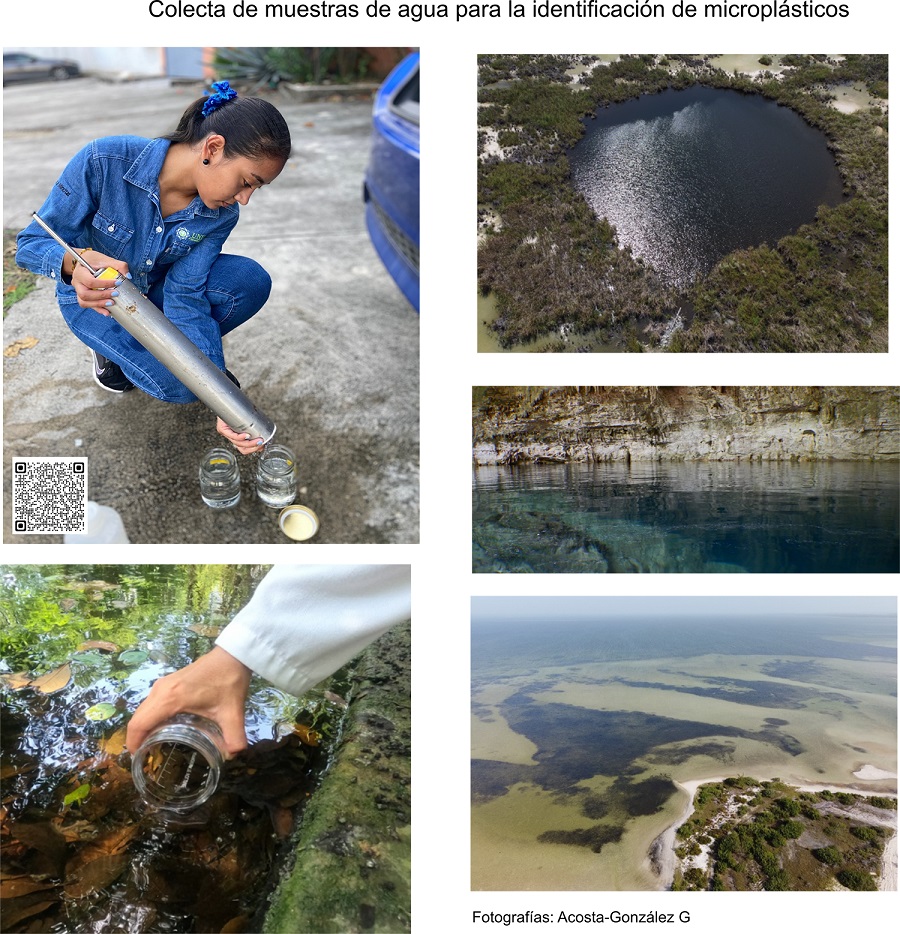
top-left (215, 564), bottom-right (411, 696)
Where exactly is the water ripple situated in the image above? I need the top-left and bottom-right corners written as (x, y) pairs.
top-left (569, 87), bottom-right (845, 288)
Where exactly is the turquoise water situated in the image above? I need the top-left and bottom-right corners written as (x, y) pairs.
top-left (472, 461), bottom-right (899, 573)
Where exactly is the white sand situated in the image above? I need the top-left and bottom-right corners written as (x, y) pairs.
top-left (853, 764), bottom-right (897, 781)
top-left (880, 834), bottom-right (898, 892)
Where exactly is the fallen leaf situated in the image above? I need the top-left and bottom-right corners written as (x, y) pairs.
top-left (117, 650), bottom-right (148, 666)
top-left (293, 724), bottom-right (320, 747)
top-left (62, 783), bottom-right (91, 808)
top-left (0, 893), bottom-right (58, 927)
top-left (268, 806), bottom-right (294, 839)
top-left (220, 915), bottom-right (250, 933)
top-left (30, 663), bottom-right (72, 695)
top-left (77, 640), bottom-right (119, 653)
top-left (0, 671), bottom-right (32, 690)
top-left (0, 875), bottom-right (57, 898)
top-left (64, 852), bottom-right (129, 899)
top-left (99, 726), bottom-right (127, 756)
top-left (9, 821), bottom-right (68, 876)
top-left (54, 819), bottom-right (98, 843)
top-left (67, 823), bottom-right (140, 870)
top-left (3, 336), bottom-right (39, 357)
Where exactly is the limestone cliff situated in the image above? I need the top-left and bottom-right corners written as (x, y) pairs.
top-left (472, 387), bottom-right (899, 465)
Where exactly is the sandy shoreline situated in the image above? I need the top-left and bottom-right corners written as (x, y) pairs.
top-left (655, 767), bottom-right (898, 891)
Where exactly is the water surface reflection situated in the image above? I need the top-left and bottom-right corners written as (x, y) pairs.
top-left (473, 461), bottom-right (899, 573)
top-left (568, 87), bottom-right (846, 287)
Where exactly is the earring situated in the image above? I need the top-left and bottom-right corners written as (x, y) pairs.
top-left (203, 158), bottom-right (210, 165)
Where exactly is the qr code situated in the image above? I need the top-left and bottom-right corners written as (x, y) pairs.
top-left (12, 458), bottom-right (88, 534)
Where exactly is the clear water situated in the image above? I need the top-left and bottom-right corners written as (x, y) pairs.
top-left (199, 461), bottom-right (241, 509)
top-left (568, 86), bottom-right (846, 288)
top-left (0, 565), bottom-right (332, 933)
top-left (473, 461), bottom-right (899, 573)
top-left (256, 457), bottom-right (297, 508)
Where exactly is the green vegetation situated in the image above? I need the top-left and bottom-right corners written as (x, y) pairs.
top-left (0, 565), bottom-right (266, 672)
top-left (4, 228), bottom-right (37, 315)
top-left (671, 778), bottom-right (892, 892)
top-left (477, 54), bottom-right (888, 352)
top-left (213, 47), bottom-right (384, 88)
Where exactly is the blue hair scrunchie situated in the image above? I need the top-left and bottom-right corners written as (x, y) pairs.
top-left (202, 80), bottom-right (238, 118)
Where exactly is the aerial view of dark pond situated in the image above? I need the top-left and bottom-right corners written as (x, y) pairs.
top-left (0, 566), bottom-right (339, 933)
top-left (472, 462), bottom-right (899, 574)
top-left (568, 86), bottom-right (846, 287)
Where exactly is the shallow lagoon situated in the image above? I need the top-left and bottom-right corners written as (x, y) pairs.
top-left (471, 607), bottom-right (897, 890)
top-left (472, 461), bottom-right (899, 574)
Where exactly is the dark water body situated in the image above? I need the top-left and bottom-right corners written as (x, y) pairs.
top-left (472, 461), bottom-right (899, 574)
top-left (568, 86), bottom-right (846, 287)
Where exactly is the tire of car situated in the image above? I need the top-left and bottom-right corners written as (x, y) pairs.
top-left (50, 66), bottom-right (71, 80)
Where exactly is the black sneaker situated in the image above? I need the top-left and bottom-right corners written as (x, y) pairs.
top-left (91, 350), bottom-right (133, 393)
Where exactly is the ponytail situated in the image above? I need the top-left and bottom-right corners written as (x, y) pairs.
top-left (163, 82), bottom-right (292, 162)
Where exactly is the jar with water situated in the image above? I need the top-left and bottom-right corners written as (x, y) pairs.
top-left (199, 448), bottom-right (241, 508)
top-left (255, 444), bottom-right (297, 508)
top-left (131, 714), bottom-right (226, 812)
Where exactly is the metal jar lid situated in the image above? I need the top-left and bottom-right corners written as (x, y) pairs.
top-left (278, 504), bottom-right (320, 541)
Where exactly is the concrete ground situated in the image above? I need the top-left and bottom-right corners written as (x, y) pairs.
top-left (3, 77), bottom-right (418, 544)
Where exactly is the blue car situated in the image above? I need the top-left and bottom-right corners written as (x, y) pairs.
top-left (363, 51), bottom-right (420, 312)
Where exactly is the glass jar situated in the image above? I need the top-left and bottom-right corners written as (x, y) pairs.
top-left (199, 448), bottom-right (241, 508)
top-left (131, 713), bottom-right (226, 812)
top-left (256, 444), bottom-right (297, 508)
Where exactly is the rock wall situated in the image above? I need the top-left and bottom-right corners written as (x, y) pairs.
top-left (262, 623), bottom-right (410, 933)
top-left (473, 387), bottom-right (899, 465)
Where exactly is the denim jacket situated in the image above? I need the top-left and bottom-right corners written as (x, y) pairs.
top-left (16, 135), bottom-right (239, 328)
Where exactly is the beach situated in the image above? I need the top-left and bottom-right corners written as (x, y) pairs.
top-left (662, 770), bottom-right (898, 891)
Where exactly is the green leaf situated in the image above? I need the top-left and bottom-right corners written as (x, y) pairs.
top-left (117, 650), bottom-right (148, 667)
top-left (84, 702), bottom-right (117, 721)
top-left (63, 783), bottom-right (91, 807)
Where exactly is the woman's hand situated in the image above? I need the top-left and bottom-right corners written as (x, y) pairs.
top-left (126, 646), bottom-right (252, 759)
top-left (68, 250), bottom-right (130, 316)
top-left (217, 417), bottom-right (265, 455)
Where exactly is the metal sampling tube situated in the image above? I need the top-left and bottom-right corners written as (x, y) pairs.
top-left (31, 212), bottom-right (276, 443)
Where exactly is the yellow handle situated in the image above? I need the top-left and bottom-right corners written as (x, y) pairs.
top-left (98, 267), bottom-right (119, 281)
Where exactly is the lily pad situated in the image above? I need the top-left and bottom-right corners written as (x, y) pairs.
top-left (84, 703), bottom-right (117, 721)
top-left (117, 650), bottom-right (148, 667)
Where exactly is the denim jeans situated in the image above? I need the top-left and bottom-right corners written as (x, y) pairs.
top-left (61, 253), bottom-right (270, 403)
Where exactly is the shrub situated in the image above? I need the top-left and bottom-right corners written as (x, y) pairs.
top-left (837, 869), bottom-right (877, 891)
top-left (812, 846), bottom-right (842, 866)
top-left (850, 826), bottom-right (881, 843)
